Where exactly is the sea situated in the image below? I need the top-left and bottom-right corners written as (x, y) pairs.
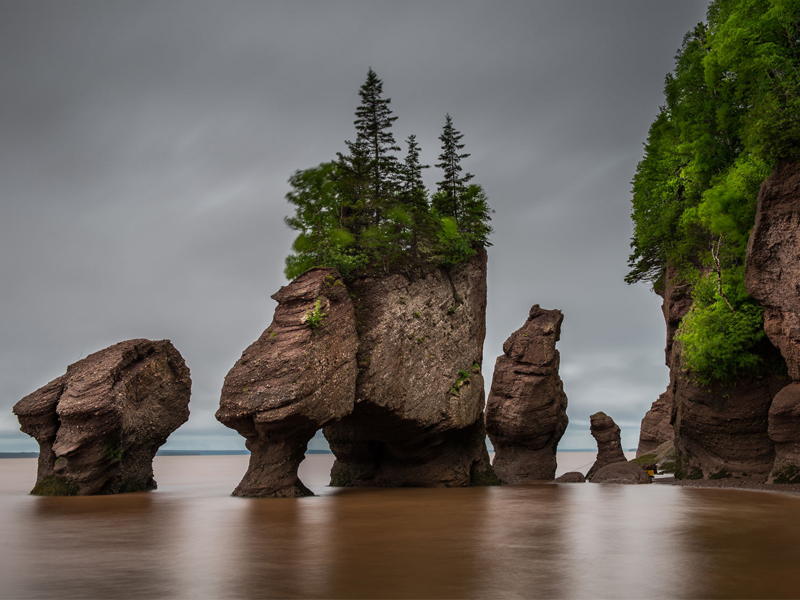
top-left (2, 452), bottom-right (800, 599)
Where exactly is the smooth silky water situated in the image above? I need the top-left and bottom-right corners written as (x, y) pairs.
top-left (2, 453), bottom-right (800, 599)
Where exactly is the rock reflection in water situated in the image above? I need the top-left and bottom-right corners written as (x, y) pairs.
top-left (19, 494), bottom-right (178, 599)
top-left (3, 456), bottom-right (800, 599)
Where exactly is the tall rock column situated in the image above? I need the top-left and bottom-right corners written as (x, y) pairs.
top-left (485, 305), bottom-right (568, 482)
top-left (13, 339), bottom-right (191, 495)
top-left (323, 248), bottom-right (497, 487)
top-left (586, 412), bottom-right (627, 480)
top-left (216, 268), bottom-right (358, 497)
top-left (746, 160), bottom-right (800, 482)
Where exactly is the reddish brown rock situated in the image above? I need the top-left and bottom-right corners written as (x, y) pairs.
top-left (323, 248), bottom-right (497, 487)
top-left (13, 339), bottom-right (191, 495)
top-left (216, 268), bottom-right (357, 497)
top-left (485, 305), bottom-right (568, 483)
top-left (586, 412), bottom-right (626, 481)
top-left (636, 392), bottom-right (673, 458)
top-left (590, 461), bottom-right (651, 485)
top-left (670, 343), bottom-right (786, 481)
top-left (551, 471), bottom-right (585, 483)
top-left (636, 265), bottom-right (692, 457)
top-left (746, 161), bottom-right (800, 481)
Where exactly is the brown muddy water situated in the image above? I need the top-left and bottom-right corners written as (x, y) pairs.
top-left (2, 454), bottom-right (800, 599)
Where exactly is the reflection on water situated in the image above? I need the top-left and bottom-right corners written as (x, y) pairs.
top-left (2, 455), bottom-right (800, 599)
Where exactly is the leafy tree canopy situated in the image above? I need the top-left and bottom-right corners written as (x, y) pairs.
top-left (628, 0), bottom-right (797, 384)
top-left (284, 69), bottom-right (492, 280)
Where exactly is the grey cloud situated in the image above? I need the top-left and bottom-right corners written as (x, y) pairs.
top-left (1, 1), bottom-right (707, 450)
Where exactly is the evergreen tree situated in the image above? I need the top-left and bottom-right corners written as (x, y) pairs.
top-left (434, 113), bottom-right (474, 224)
top-left (399, 134), bottom-right (431, 258)
top-left (339, 67), bottom-right (401, 227)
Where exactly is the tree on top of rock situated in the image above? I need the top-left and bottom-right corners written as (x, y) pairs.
top-left (434, 113), bottom-right (474, 225)
top-left (340, 67), bottom-right (401, 228)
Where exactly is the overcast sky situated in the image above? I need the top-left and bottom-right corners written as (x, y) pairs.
top-left (0, 1), bottom-right (709, 452)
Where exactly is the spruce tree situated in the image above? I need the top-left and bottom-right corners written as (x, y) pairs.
top-left (399, 134), bottom-right (431, 258)
top-left (340, 67), bottom-right (401, 226)
top-left (434, 113), bottom-right (474, 225)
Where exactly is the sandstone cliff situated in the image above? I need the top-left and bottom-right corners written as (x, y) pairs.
top-left (635, 265), bottom-right (692, 457)
top-left (485, 305), bottom-right (568, 482)
top-left (216, 268), bottom-right (357, 497)
top-left (746, 160), bottom-right (800, 483)
top-left (324, 248), bottom-right (497, 487)
top-left (13, 339), bottom-right (191, 495)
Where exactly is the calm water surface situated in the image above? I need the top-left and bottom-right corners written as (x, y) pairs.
top-left (2, 454), bottom-right (800, 599)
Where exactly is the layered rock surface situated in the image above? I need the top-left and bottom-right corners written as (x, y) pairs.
top-left (13, 339), bottom-right (191, 495)
top-left (746, 160), bottom-right (800, 481)
top-left (323, 248), bottom-right (497, 487)
top-left (485, 305), bottom-right (568, 482)
top-left (586, 412), bottom-right (626, 481)
top-left (216, 268), bottom-right (357, 497)
top-left (636, 265), bottom-right (692, 457)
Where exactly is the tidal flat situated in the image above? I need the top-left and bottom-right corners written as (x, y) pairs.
top-left (2, 453), bottom-right (800, 599)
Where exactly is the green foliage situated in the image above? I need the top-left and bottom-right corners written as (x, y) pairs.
top-left (283, 70), bottom-right (493, 280)
top-left (303, 298), bottom-right (327, 330)
top-left (450, 368), bottom-right (472, 394)
top-left (631, 454), bottom-right (658, 465)
top-left (677, 275), bottom-right (769, 385)
top-left (772, 464), bottom-right (800, 484)
top-left (627, 1), bottom-right (797, 384)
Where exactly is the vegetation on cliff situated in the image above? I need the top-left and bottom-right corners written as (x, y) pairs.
top-left (284, 69), bottom-right (493, 280)
top-left (627, 0), bottom-right (798, 384)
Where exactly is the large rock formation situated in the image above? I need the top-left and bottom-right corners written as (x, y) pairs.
top-left (586, 412), bottom-right (626, 480)
top-left (323, 248), bottom-right (497, 487)
top-left (636, 265), bottom-right (692, 457)
top-left (13, 339), bottom-right (191, 495)
top-left (637, 261), bottom-right (786, 481)
top-left (746, 160), bottom-right (800, 482)
top-left (670, 351), bottom-right (785, 481)
top-left (485, 305), bottom-right (568, 482)
top-left (216, 268), bottom-right (358, 497)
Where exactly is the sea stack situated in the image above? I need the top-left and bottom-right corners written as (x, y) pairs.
top-left (746, 160), bottom-right (800, 483)
top-left (13, 339), bottom-right (191, 495)
top-left (323, 248), bottom-right (497, 487)
top-left (485, 305), bottom-right (568, 483)
top-left (216, 268), bottom-right (358, 497)
top-left (586, 412), bottom-right (626, 481)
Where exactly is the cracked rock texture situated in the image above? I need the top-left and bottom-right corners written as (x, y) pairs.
top-left (746, 160), bottom-right (800, 481)
top-left (324, 248), bottom-right (497, 487)
top-left (485, 305), bottom-right (568, 482)
top-left (586, 412), bottom-right (627, 481)
top-left (13, 339), bottom-right (190, 495)
top-left (216, 268), bottom-right (357, 497)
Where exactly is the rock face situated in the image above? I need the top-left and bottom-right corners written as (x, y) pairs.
top-left (552, 472), bottom-right (585, 483)
top-left (636, 392), bottom-right (673, 458)
top-left (746, 160), bottom-right (800, 481)
top-left (590, 461), bottom-right (651, 485)
top-left (637, 260), bottom-right (787, 481)
top-left (323, 248), bottom-right (497, 487)
top-left (485, 305), bottom-right (568, 482)
top-left (13, 339), bottom-right (190, 495)
top-left (216, 268), bottom-right (357, 497)
top-left (586, 412), bottom-right (626, 481)
top-left (636, 265), bottom-right (692, 457)
top-left (670, 351), bottom-right (785, 481)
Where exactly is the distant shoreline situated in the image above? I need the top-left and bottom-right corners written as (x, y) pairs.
top-left (0, 448), bottom-right (604, 459)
